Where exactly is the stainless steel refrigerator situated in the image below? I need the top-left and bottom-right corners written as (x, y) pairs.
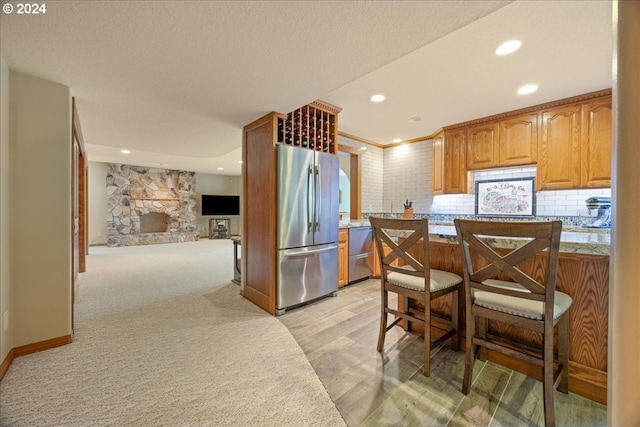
top-left (276, 144), bottom-right (339, 314)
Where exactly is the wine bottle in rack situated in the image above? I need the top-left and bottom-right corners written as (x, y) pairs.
top-left (286, 123), bottom-right (292, 145)
top-left (277, 119), bottom-right (284, 143)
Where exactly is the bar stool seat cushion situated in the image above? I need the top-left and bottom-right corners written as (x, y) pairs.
top-left (475, 279), bottom-right (572, 321)
top-left (388, 267), bottom-right (462, 292)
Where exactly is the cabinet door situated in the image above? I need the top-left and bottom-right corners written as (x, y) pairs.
top-left (466, 122), bottom-right (499, 170)
top-left (581, 98), bottom-right (612, 188)
top-left (538, 104), bottom-right (582, 190)
top-left (499, 113), bottom-right (538, 166)
top-left (432, 131), bottom-right (444, 195)
top-left (443, 129), bottom-right (467, 193)
top-left (338, 229), bottom-right (348, 287)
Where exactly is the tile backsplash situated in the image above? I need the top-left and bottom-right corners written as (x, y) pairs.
top-left (430, 166), bottom-right (611, 218)
top-left (338, 135), bottom-right (611, 226)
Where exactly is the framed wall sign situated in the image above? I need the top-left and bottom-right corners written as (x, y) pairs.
top-left (475, 177), bottom-right (536, 217)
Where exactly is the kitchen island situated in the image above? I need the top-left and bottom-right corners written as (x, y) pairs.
top-left (359, 219), bottom-right (609, 404)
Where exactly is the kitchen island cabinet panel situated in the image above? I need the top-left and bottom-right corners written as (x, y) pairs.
top-left (403, 240), bottom-right (608, 404)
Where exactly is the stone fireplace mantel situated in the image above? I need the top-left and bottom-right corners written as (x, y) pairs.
top-left (106, 164), bottom-right (199, 247)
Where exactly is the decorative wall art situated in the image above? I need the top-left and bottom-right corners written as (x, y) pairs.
top-left (475, 177), bottom-right (536, 217)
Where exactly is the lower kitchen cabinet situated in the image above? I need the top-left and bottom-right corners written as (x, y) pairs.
top-left (338, 229), bottom-right (348, 287)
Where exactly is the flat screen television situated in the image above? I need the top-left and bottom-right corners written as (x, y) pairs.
top-left (201, 195), bottom-right (240, 216)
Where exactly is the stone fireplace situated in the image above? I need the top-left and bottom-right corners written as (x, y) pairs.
top-left (106, 164), bottom-right (199, 247)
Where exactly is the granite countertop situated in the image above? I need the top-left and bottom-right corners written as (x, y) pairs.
top-left (340, 220), bottom-right (610, 256)
top-left (427, 224), bottom-right (610, 256)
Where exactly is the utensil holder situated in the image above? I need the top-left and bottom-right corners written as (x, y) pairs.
top-left (403, 208), bottom-right (414, 218)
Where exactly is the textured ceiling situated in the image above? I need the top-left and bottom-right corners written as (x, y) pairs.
top-left (0, 1), bottom-right (612, 175)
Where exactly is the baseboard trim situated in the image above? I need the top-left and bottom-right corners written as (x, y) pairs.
top-left (0, 348), bottom-right (15, 380)
top-left (0, 335), bottom-right (73, 381)
top-left (13, 335), bottom-right (73, 358)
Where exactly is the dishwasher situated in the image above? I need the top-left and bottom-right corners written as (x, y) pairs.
top-left (348, 226), bottom-right (374, 283)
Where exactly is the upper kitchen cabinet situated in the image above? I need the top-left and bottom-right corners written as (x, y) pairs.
top-left (538, 95), bottom-right (611, 190)
top-left (466, 113), bottom-right (537, 170)
top-left (432, 130), bottom-right (444, 195)
top-left (466, 122), bottom-right (499, 170)
top-left (538, 103), bottom-right (582, 190)
top-left (498, 112), bottom-right (538, 166)
top-left (443, 128), bottom-right (467, 194)
top-left (432, 128), bottom-right (467, 195)
top-left (581, 97), bottom-right (612, 188)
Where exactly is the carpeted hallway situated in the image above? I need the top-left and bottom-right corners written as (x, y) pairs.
top-left (0, 239), bottom-right (346, 426)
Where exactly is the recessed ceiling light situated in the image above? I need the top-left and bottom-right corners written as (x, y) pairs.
top-left (370, 94), bottom-right (385, 103)
top-left (217, 167), bottom-right (224, 171)
top-left (409, 116), bottom-right (422, 122)
top-left (120, 149), bottom-right (131, 154)
top-left (496, 40), bottom-right (522, 56)
top-left (517, 84), bottom-right (538, 95)
top-left (393, 138), bottom-right (402, 143)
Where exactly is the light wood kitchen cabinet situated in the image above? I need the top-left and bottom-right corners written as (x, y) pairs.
top-left (466, 122), bottom-right (499, 170)
top-left (538, 103), bottom-right (582, 190)
top-left (581, 97), bottom-right (612, 188)
top-left (432, 131), bottom-right (444, 195)
top-left (433, 128), bottom-right (467, 195)
top-left (466, 113), bottom-right (537, 170)
top-left (498, 112), bottom-right (538, 166)
top-left (338, 228), bottom-right (348, 288)
top-left (443, 129), bottom-right (467, 194)
top-left (538, 96), bottom-right (611, 190)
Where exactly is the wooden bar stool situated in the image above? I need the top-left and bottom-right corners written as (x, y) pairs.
top-left (370, 217), bottom-right (462, 376)
top-left (454, 219), bottom-right (571, 427)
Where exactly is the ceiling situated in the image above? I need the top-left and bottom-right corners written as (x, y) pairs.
top-left (0, 1), bottom-right (612, 176)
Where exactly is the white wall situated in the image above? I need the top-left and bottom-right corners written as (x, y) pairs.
top-left (11, 71), bottom-right (72, 347)
top-left (338, 135), bottom-right (384, 214)
top-left (0, 55), bottom-right (12, 364)
top-left (88, 162), bottom-right (109, 245)
top-left (383, 141), bottom-right (431, 215)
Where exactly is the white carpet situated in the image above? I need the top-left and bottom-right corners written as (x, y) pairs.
top-left (0, 239), bottom-right (346, 427)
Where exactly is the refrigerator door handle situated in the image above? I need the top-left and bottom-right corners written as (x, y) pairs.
top-left (355, 253), bottom-right (370, 260)
top-left (307, 164), bottom-right (313, 232)
top-left (314, 164), bottom-right (320, 232)
top-left (283, 245), bottom-right (338, 257)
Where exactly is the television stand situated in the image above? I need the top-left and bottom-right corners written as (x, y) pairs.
top-left (209, 217), bottom-right (230, 239)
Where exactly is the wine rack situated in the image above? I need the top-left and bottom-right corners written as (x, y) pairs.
top-left (277, 100), bottom-right (341, 155)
